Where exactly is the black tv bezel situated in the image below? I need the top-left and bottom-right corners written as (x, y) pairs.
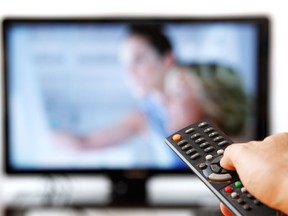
top-left (2, 16), bottom-right (270, 176)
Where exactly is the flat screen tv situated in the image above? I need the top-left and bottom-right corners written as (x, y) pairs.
top-left (2, 17), bottom-right (270, 204)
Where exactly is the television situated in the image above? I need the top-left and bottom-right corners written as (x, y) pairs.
top-left (2, 17), bottom-right (270, 205)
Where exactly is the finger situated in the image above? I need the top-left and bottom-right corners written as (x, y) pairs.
top-left (220, 203), bottom-right (233, 216)
top-left (220, 144), bottom-right (238, 170)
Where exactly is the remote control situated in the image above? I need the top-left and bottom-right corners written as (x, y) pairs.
top-left (165, 120), bottom-right (285, 216)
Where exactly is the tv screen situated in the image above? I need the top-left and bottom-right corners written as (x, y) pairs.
top-left (3, 18), bottom-right (269, 173)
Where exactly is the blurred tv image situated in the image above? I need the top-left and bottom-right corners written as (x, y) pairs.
top-left (6, 21), bottom-right (258, 170)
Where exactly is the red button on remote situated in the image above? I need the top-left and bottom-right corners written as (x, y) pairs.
top-left (225, 186), bottom-right (233, 193)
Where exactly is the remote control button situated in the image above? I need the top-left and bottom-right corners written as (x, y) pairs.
top-left (204, 146), bottom-right (215, 153)
top-left (225, 186), bottom-right (233, 193)
top-left (204, 127), bottom-right (214, 133)
top-left (198, 122), bottom-right (208, 128)
top-left (211, 156), bottom-right (222, 164)
top-left (199, 142), bottom-right (210, 148)
top-left (243, 204), bottom-right (251, 211)
top-left (181, 144), bottom-right (191, 151)
top-left (208, 132), bottom-right (219, 138)
top-left (191, 133), bottom-right (201, 140)
top-left (199, 163), bottom-right (207, 170)
top-left (208, 173), bottom-right (232, 181)
top-left (190, 153), bottom-right (201, 160)
top-left (213, 136), bottom-right (224, 142)
top-left (217, 149), bottom-right (224, 155)
top-left (231, 192), bottom-right (239, 199)
top-left (237, 198), bottom-right (245, 204)
top-left (177, 139), bottom-right (188, 147)
top-left (218, 140), bottom-right (229, 147)
top-left (247, 193), bottom-right (254, 199)
top-left (211, 164), bottom-right (221, 173)
top-left (253, 199), bottom-right (262, 206)
top-left (172, 134), bottom-right (182, 142)
top-left (220, 169), bottom-right (229, 174)
top-left (235, 181), bottom-right (242, 188)
top-left (195, 137), bottom-right (205, 144)
top-left (186, 148), bottom-right (197, 155)
top-left (241, 187), bottom-right (247, 193)
top-left (205, 154), bottom-right (213, 161)
top-left (185, 128), bottom-right (195, 134)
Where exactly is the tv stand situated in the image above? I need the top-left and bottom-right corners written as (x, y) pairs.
top-left (110, 172), bottom-right (148, 206)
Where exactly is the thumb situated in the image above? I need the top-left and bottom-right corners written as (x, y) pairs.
top-left (220, 144), bottom-right (238, 170)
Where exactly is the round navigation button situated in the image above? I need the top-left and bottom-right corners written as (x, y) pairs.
top-left (211, 164), bottom-right (221, 173)
top-left (211, 156), bottom-right (222, 164)
top-left (220, 169), bottom-right (229, 174)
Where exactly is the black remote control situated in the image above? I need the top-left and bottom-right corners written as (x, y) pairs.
top-left (165, 120), bottom-right (285, 216)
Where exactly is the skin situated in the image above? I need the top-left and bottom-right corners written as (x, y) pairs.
top-left (219, 133), bottom-right (288, 215)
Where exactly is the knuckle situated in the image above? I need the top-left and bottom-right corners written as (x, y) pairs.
top-left (279, 132), bottom-right (288, 140)
top-left (225, 143), bottom-right (244, 156)
top-left (263, 135), bottom-right (273, 142)
top-left (263, 132), bottom-right (288, 143)
top-left (247, 140), bottom-right (260, 146)
top-left (224, 144), bottom-right (236, 154)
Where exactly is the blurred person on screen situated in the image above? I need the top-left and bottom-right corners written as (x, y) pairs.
top-left (54, 24), bottom-right (247, 153)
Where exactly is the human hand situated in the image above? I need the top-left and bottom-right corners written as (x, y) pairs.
top-left (219, 133), bottom-right (288, 215)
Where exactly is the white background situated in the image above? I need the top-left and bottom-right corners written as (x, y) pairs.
top-left (0, 0), bottom-right (287, 209)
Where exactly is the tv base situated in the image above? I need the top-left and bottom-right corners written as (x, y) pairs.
top-left (111, 177), bottom-right (147, 206)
